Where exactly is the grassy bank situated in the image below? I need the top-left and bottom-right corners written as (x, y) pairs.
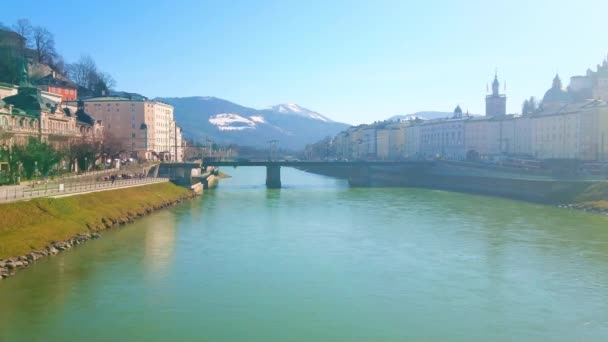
top-left (574, 182), bottom-right (608, 210)
top-left (0, 182), bottom-right (194, 259)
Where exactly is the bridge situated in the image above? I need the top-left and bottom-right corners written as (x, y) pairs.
top-left (202, 160), bottom-right (433, 188)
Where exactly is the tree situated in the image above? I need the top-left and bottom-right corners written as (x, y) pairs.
top-left (0, 21), bottom-right (27, 84)
top-left (32, 26), bottom-right (57, 64)
top-left (528, 96), bottom-right (537, 113)
top-left (51, 54), bottom-right (66, 74)
top-left (12, 137), bottom-right (62, 179)
top-left (11, 19), bottom-right (32, 47)
top-left (66, 55), bottom-right (116, 93)
top-left (101, 131), bottom-right (126, 161)
top-left (0, 45), bottom-right (23, 85)
top-left (93, 71), bottom-right (116, 95)
top-left (64, 139), bottom-right (101, 172)
top-left (66, 54), bottom-right (97, 88)
top-left (522, 99), bottom-right (530, 115)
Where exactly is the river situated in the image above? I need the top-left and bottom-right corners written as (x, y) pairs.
top-left (1, 167), bottom-right (608, 341)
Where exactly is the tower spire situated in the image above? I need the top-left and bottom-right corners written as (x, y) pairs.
top-left (19, 60), bottom-right (30, 87)
top-left (492, 70), bottom-right (500, 96)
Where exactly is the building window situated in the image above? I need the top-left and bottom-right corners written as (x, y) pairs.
top-left (132, 124), bottom-right (135, 129)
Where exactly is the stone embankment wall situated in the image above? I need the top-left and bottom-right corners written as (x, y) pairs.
top-left (300, 163), bottom-right (607, 205)
top-left (0, 182), bottom-right (197, 280)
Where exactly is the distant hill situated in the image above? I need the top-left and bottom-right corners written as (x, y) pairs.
top-left (387, 111), bottom-right (453, 121)
top-left (158, 97), bottom-right (349, 150)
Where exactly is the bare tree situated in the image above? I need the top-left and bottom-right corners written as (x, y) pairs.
top-left (51, 54), bottom-right (66, 74)
top-left (97, 71), bottom-right (116, 90)
top-left (66, 55), bottom-right (116, 94)
top-left (101, 131), bottom-right (127, 161)
top-left (12, 19), bottom-right (33, 47)
top-left (66, 54), bottom-right (97, 88)
top-left (32, 26), bottom-right (57, 64)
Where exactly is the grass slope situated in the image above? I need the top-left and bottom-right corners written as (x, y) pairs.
top-left (574, 182), bottom-right (608, 209)
top-left (0, 183), bottom-right (193, 259)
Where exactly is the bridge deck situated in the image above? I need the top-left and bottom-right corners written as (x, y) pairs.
top-left (203, 161), bottom-right (434, 167)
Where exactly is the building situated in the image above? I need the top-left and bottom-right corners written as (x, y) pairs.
top-left (529, 100), bottom-right (608, 160)
top-left (416, 106), bottom-right (467, 160)
top-left (81, 96), bottom-right (183, 161)
top-left (376, 127), bottom-right (390, 160)
top-left (334, 131), bottom-right (350, 160)
top-left (0, 83), bottom-right (18, 99)
top-left (329, 59), bottom-right (608, 164)
top-left (1, 74), bottom-right (102, 150)
top-left (35, 72), bottom-right (78, 102)
top-left (569, 57), bottom-right (608, 102)
top-left (362, 127), bottom-right (377, 159)
top-left (404, 120), bottom-right (421, 159)
top-left (388, 122), bottom-right (407, 159)
top-left (485, 73), bottom-right (507, 117)
top-left (541, 74), bottom-right (572, 112)
top-left (464, 115), bottom-right (522, 159)
top-left (348, 126), bottom-right (366, 160)
top-left (375, 122), bottom-right (409, 160)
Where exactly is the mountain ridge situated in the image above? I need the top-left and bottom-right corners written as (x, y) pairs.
top-left (387, 111), bottom-right (453, 121)
top-left (158, 96), bottom-right (350, 150)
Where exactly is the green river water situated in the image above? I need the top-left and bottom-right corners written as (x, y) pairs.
top-left (1, 167), bottom-right (608, 341)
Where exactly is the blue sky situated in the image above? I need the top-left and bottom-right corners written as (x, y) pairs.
top-left (4, 0), bottom-right (608, 124)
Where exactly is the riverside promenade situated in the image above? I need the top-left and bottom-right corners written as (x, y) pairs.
top-left (0, 177), bottom-right (169, 203)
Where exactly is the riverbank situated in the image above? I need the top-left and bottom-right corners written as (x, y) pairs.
top-left (560, 182), bottom-right (608, 215)
top-left (302, 163), bottom-right (608, 202)
top-left (0, 182), bottom-right (196, 279)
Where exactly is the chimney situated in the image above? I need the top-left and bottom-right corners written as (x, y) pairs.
top-left (8, 104), bottom-right (13, 114)
top-left (51, 70), bottom-right (56, 79)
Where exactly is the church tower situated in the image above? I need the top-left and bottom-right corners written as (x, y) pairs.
top-left (485, 72), bottom-right (507, 117)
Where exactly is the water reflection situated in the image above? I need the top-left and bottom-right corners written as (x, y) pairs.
top-left (143, 211), bottom-right (178, 277)
top-left (2, 168), bottom-right (608, 341)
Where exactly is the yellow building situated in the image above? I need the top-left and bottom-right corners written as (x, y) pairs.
top-left (529, 100), bottom-right (607, 160)
top-left (376, 128), bottom-right (390, 160)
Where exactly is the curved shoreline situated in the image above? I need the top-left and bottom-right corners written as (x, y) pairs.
top-left (0, 182), bottom-right (197, 280)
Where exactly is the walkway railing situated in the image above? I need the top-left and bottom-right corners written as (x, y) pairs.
top-left (0, 177), bottom-right (169, 203)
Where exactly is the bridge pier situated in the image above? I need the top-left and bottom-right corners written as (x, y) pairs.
top-left (266, 165), bottom-right (282, 188)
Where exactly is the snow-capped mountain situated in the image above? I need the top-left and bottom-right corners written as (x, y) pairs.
top-left (269, 104), bottom-right (333, 122)
top-left (387, 111), bottom-right (453, 122)
top-left (158, 97), bottom-right (349, 150)
top-left (208, 113), bottom-right (267, 131)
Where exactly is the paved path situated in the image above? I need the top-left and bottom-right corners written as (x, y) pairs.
top-left (51, 178), bottom-right (169, 198)
top-left (0, 177), bottom-right (169, 203)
